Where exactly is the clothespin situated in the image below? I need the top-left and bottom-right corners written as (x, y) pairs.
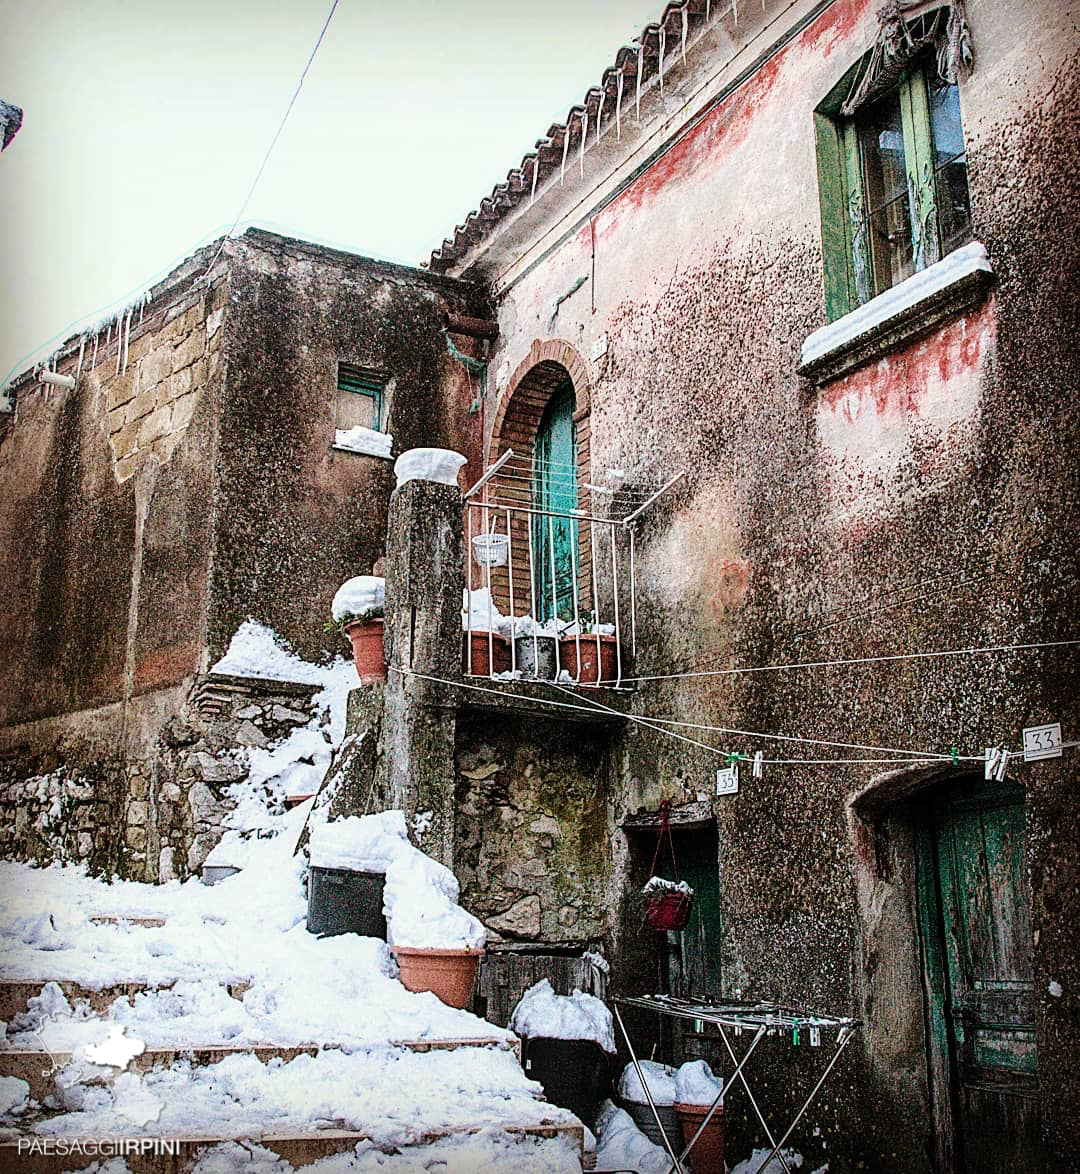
top-left (984, 747), bottom-right (1001, 780)
top-left (724, 752), bottom-right (743, 767)
top-left (792, 1021), bottom-right (800, 1046)
top-left (950, 747), bottom-right (960, 767)
top-left (994, 747), bottom-right (1009, 782)
top-left (809, 1026), bottom-right (821, 1047)
top-left (752, 751), bottom-right (764, 779)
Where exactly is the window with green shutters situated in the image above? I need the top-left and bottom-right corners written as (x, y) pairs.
top-left (336, 364), bottom-right (386, 432)
top-left (814, 56), bottom-right (973, 322)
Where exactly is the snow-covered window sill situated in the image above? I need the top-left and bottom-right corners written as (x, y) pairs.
top-left (332, 426), bottom-right (394, 460)
top-left (798, 242), bottom-right (994, 385)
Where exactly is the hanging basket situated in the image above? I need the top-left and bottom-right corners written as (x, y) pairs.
top-left (471, 532), bottom-right (509, 568)
top-left (645, 889), bottom-right (693, 932)
top-left (643, 800), bottom-right (694, 932)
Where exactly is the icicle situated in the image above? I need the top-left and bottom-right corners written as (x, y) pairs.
top-left (560, 126), bottom-right (570, 185)
top-left (616, 70), bottom-right (624, 139)
top-left (121, 306), bottom-right (132, 375)
top-left (635, 42), bottom-right (644, 120)
top-left (75, 335), bottom-right (86, 383)
top-left (707, 0), bottom-right (711, 21)
top-left (732, 0), bottom-right (738, 25)
top-left (579, 109), bottom-right (588, 177)
top-left (596, 87), bottom-right (606, 146)
top-left (115, 318), bottom-right (123, 376)
top-left (530, 157), bottom-right (540, 205)
top-left (658, 27), bottom-right (666, 98)
top-left (681, 6), bottom-right (688, 62)
top-left (91, 330), bottom-right (100, 372)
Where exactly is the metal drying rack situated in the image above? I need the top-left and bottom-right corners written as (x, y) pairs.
top-left (613, 994), bottom-right (860, 1174)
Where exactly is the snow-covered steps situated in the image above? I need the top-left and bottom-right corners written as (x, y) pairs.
top-left (1, 1038), bottom-right (518, 1101)
top-left (0, 1123), bottom-right (584, 1172)
top-left (5, 1047), bottom-right (584, 1171)
top-left (0, 980), bottom-right (251, 1024)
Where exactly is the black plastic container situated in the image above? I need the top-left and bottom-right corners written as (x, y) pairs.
top-left (306, 865), bottom-right (386, 939)
top-left (521, 1036), bottom-right (612, 1127)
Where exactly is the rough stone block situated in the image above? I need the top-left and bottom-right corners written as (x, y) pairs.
top-left (115, 454), bottom-right (140, 481)
top-left (106, 373), bottom-right (136, 412)
top-left (127, 800), bottom-right (149, 825)
top-left (125, 825), bottom-right (146, 850)
top-left (137, 405), bottom-right (172, 448)
top-left (140, 346), bottom-right (173, 389)
top-left (126, 387), bottom-right (157, 424)
top-left (234, 720), bottom-right (270, 749)
top-left (235, 705), bottom-right (263, 721)
top-left (172, 331), bottom-right (204, 373)
top-left (112, 419), bottom-right (140, 457)
top-left (191, 357), bottom-right (209, 388)
top-left (488, 894), bottom-right (541, 939)
top-left (270, 704), bottom-right (309, 726)
top-left (194, 753), bottom-right (244, 784)
top-left (206, 308), bottom-right (224, 339)
top-left (170, 391), bottom-right (200, 431)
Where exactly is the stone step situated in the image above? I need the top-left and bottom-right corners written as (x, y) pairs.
top-left (0, 980), bottom-right (250, 1024)
top-left (0, 1122), bottom-right (584, 1172)
top-left (1, 1038), bottom-right (518, 1102)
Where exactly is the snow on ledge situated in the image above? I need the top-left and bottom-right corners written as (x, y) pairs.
top-left (800, 242), bottom-right (993, 370)
top-left (334, 426), bottom-right (393, 459)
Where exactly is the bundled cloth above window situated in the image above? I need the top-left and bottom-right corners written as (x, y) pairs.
top-left (840, 0), bottom-right (973, 117)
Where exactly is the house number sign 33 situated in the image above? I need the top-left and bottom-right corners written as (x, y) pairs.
top-left (1022, 722), bottom-right (1062, 762)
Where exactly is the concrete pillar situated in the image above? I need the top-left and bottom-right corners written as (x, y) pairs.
top-left (381, 477), bottom-right (463, 866)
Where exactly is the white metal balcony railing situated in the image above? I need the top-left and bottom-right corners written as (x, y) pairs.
top-left (461, 450), bottom-right (683, 688)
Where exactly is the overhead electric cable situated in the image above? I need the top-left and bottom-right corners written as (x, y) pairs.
top-left (205, 0), bottom-right (342, 275)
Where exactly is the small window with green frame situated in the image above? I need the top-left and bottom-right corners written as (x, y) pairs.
top-left (814, 51), bottom-right (973, 322)
top-left (336, 363), bottom-right (386, 432)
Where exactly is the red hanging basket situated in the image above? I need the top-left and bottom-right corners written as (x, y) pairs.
top-left (645, 889), bottom-right (693, 932)
top-left (643, 800), bottom-right (694, 932)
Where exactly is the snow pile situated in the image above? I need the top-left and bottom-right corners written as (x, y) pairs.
top-left (394, 448), bottom-right (466, 488)
top-left (331, 576), bottom-right (385, 623)
top-left (0, 1075), bottom-right (29, 1118)
top-left (642, 876), bottom-right (694, 896)
top-left (35, 1046), bottom-right (573, 1145)
top-left (190, 1129), bottom-right (580, 1173)
top-left (334, 426), bottom-right (393, 459)
top-left (618, 1059), bottom-right (677, 1106)
top-left (593, 1100), bottom-right (671, 1173)
top-left (0, 806), bottom-right (500, 1048)
top-left (674, 1059), bottom-right (723, 1106)
top-left (509, 980), bottom-right (615, 1053)
top-left (730, 1149), bottom-right (806, 1174)
top-left (307, 811), bottom-right (486, 950)
top-left (205, 621), bottom-right (355, 850)
top-left (463, 588), bottom-right (510, 636)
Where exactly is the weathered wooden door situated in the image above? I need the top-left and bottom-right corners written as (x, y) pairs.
top-left (916, 780), bottom-right (1043, 1172)
top-left (532, 382), bottom-right (578, 621)
top-left (666, 826), bottom-right (723, 998)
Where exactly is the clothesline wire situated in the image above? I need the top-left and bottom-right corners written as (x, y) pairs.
top-left (390, 666), bottom-right (1041, 765)
top-left (205, 0), bottom-right (341, 276)
top-left (616, 638), bottom-right (1080, 685)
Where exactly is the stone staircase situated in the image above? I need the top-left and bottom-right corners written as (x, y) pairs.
top-left (0, 967), bottom-right (584, 1172)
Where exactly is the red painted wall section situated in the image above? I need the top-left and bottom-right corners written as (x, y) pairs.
top-left (815, 301), bottom-right (998, 528)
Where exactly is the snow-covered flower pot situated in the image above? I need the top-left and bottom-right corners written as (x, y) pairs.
top-left (673, 1101), bottom-right (724, 1173)
top-left (394, 447), bottom-right (467, 488)
top-left (200, 864), bottom-right (240, 886)
top-left (390, 945), bottom-right (483, 1009)
top-left (463, 630), bottom-right (511, 676)
top-left (345, 618), bottom-right (386, 684)
top-left (617, 1060), bottom-right (680, 1149)
top-left (307, 865), bottom-right (387, 940)
top-left (642, 877), bottom-right (694, 932)
top-left (514, 634), bottom-right (557, 679)
top-left (559, 634), bottom-right (619, 684)
top-left (471, 531), bottom-right (509, 568)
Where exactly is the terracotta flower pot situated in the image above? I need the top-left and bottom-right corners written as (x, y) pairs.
top-left (559, 634), bottom-right (619, 684)
top-left (391, 946), bottom-right (483, 1009)
top-left (344, 618), bottom-right (385, 684)
top-left (674, 1101), bottom-right (724, 1174)
top-left (462, 630), bottom-right (511, 676)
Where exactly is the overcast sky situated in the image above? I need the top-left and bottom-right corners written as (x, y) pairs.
top-left (0, 0), bottom-right (661, 385)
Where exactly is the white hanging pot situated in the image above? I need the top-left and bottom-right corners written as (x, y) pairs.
top-left (471, 532), bottom-right (509, 567)
top-left (394, 447), bottom-right (467, 488)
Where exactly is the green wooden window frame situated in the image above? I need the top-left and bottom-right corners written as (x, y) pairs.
top-left (337, 364), bottom-right (385, 431)
top-left (814, 55), bottom-right (971, 322)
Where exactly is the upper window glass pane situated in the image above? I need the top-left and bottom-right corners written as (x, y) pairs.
top-left (928, 77), bottom-right (973, 256)
top-left (857, 88), bottom-right (916, 297)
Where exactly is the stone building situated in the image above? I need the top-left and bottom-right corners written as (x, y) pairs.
top-left (0, 229), bottom-right (485, 881)
top-left (1, 0), bottom-right (1077, 1170)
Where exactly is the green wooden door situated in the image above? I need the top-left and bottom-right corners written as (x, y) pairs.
top-left (532, 383), bottom-right (578, 621)
top-left (916, 780), bottom-right (1043, 1172)
top-left (666, 827), bottom-right (723, 998)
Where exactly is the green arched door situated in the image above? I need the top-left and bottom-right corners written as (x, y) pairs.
top-left (532, 381), bottom-right (578, 621)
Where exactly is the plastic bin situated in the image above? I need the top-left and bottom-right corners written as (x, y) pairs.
top-left (521, 1036), bottom-right (612, 1128)
top-left (620, 1097), bottom-right (681, 1151)
top-left (307, 865), bottom-right (387, 939)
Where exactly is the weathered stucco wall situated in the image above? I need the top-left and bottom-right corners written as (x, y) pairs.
top-left (208, 231), bottom-right (482, 666)
top-left (464, 0), bottom-right (1078, 1166)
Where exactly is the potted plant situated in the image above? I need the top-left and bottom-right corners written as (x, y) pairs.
top-left (642, 875), bottom-right (694, 931)
top-left (558, 611), bottom-right (619, 684)
top-left (328, 575), bottom-right (386, 684)
top-left (672, 1061), bottom-right (726, 1174)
